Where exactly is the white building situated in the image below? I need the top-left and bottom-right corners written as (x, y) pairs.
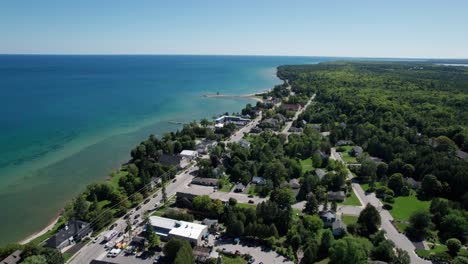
top-left (180, 150), bottom-right (198, 160)
top-left (148, 216), bottom-right (208, 246)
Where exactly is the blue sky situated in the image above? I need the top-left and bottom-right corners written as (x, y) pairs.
top-left (1, 0), bottom-right (467, 58)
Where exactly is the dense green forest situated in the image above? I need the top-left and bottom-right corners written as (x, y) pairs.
top-left (279, 62), bottom-right (468, 202)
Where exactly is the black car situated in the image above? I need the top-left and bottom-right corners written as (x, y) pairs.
top-left (144, 198), bottom-right (151, 204)
top-left (134, 214), bottom-right (140, 219)
top-left (136, 205), bottom-right (142, 210)
top-left (248, 200), bottom-right (254, 204)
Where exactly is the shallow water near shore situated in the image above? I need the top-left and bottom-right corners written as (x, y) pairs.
top-left (0, 55), bottom-right (335, 245)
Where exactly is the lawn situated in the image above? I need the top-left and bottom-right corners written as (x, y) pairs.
top-left (340, 189), bottom-right (361, 206)
top-left (108, 169), bottom-right (128, 188)
top-left (415, 244), bottom-right (468, 259)
top-left (247, 185), bottom-right (258, 196)
top-left (389, 194), bottom-right (430, 222)
top-left (221, 254), bottom-right (247, 264)
top-left (236, 203), bottom-right (257, 210)
top-left (360, 182), bottom-right (382, 192)
top-left (388, 193), bottom-right (430, 232)
top-left (152, 197), bottom-right (176, 216)
top-left (219, 182), bottom-right (234, 192)
top-left (300, 157), bottom-right (314, 173)
top-left (336, 145), bottom-right (357, 163)
top-left (342, 215), bottom-right (358, 226)
top-left (218, 176), bottom-right (234, 192)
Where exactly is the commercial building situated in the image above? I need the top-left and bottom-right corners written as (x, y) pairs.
top-left (148, 216), bottom-right (208, 246)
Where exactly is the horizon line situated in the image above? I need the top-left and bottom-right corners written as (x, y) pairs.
top-left (1, 53), bottom-right (467, 60)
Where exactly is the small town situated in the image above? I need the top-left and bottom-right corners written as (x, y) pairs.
top-left (2, 62), bottom-right (467, 264)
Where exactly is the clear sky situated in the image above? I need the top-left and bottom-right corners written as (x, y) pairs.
top-left (1, 0), bottom-right (467, 58)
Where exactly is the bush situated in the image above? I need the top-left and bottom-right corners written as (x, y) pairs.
top-left (430, 252), bottom-right (452, 263)
top-left (446, 238), bottom-right (462, 256)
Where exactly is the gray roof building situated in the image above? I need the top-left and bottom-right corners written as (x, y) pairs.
top-left (1, 250), bottom-right (21, 264)
top-left (45, 220), bottom-right (92, 250)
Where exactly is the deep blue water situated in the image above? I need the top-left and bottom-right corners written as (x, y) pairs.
top-left (0, 55), bottom-right (336, 245)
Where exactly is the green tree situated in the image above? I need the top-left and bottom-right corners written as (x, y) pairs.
top-left (303, 215), bottom-right (323, 233)
top-left (371, 240), bottom-right (396, 262)
top-left (446, 238), bottom-right (462, 256)
top-left (163, 239), bottom-right (185, 261)
top-left (303, 192), bottom-right (319, 215)
top-left (406, 210), bottom-right (432, 240)
top-left (193, 195), bottom-right (212, 211)
top-left (41, 248), bottom-right (64, 264)
top-left (303, 239), bottom-right (319, 264)
top-left (319, 229), bottom-right (335, 258)
top-left (357, 204), bottom-right (381, 236)
top-left (22, 255), bottom-right (47, 264)
top-left (392, 248), bottom-right (411, 264)
top-left (421, 174), bottom-right (442, 198)
top-left (387, 173), bottom-right (405, 196)
top-left (145, 224), bottom-right (160, 249)
top-left (227, 220), bottom-right (244, 237)
top-left (439, 212), bottom-right (467, 243)
top-left (329, 236), bottom-right (372, 264)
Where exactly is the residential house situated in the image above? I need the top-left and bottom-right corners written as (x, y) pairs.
top-left (327, 191), bottom-right (346, 202)
top-left (311, 124), bottom-right (321, 131)
top-left (180, 150), bottom-right (198, 160)
top-left (159, 154), bottom-right (189, 169)
top-left (239, 139), bottom-right (251, 149)
top-left (336, 140), bottom-right (353, 146)
top-left (288, 127), bottom-right (303, 133)
top-left (193, 246), bottom-right (213, 262)
top-left (332, 219), bottom-right (345, 236)
top-left (406, 177), bottom-right (421, 189)
top-left (350, 146), bottom-right (363, 157)
top-left (251, 176), bottom-right (265, 185)
top-left (281, 103), bottom-right (302, 111)
top-left (202, 219), bottom-right (219, 232)
top-left (289, 178), bottom-right (300, 189)
top-left (196, 140), bottom-right (218, 155)
top-left (456, 150), bottom-right (468, 162)
top-left (319, 210), bottom-right (336, 227)
top-left (315, 169), bottom-right (327, 180)
top-left (191, 177), bottom-right (219, 187)
top-left (234, 183), bottom-right (245, 192)
top-left (319, 211), bottom-right (345, 236)
top-left (45, 220), bottom-right (92, 250)
top-left (1, 250), bottom-right (21, 264)
top-left (250, 127), bottom-right (263, 134)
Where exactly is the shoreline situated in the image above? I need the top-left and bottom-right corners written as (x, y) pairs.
top-left (13, 88), bottom-right (275, 246)
top-left (18, 213), bottom-right (61, 245)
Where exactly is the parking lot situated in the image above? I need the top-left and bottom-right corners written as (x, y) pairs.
top-left (214, 239), bottom-right (293, 264)
top-left (180, 184), bottom-right (267, 205)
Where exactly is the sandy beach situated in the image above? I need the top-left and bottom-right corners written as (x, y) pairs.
top-left (19, 214), bottom-right (61, 245)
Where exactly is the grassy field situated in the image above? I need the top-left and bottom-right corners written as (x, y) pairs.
top-left (247, 185), bottom-right (258, 196)
top-left (336, 145), bottom-right (358, 163)
top-left (360, 182), bottom-right (382, 192)
top-left (342, 215), bottom-right (358, 226)
top-left (300, 157), bottom-right (314, 173)
top-left (221, 254), bottom-right (247, 264)
top-left (340, 189), bottom-right (361, 206)
top-left (108, 169), bottom-right (128, 188)
top-left (389, 193), bottom-right (430, 232)
top-left (218, 176), bottom-right (234, 192)
top-left (236, 203), bottom-right (257, 210)
top-left (416, 244), bottom-right (468, 259)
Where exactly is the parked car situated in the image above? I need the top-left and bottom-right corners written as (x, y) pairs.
top-left (248, 194), bottom-right (254, 198)
top-left (136, 205), bottom-right (142, 210)
top-left (172, 178), bottom-right (177, 183)
top-left (144, 198), bottom-right (151, 204)
top-left (152, 193), bottom-right (158, 198)
top-left (248, 200), bottom-right (254, 204)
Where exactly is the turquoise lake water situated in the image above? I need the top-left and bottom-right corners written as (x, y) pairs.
top-left (0, 55), bottom-right (337, 245)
